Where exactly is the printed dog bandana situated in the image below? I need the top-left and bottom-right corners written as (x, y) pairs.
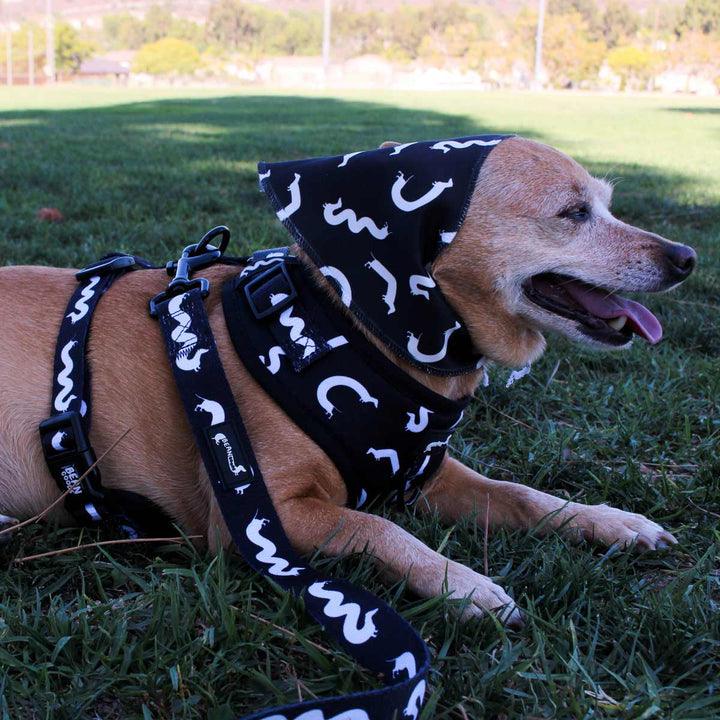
top-left (258, 135), bottom-right (511, 376)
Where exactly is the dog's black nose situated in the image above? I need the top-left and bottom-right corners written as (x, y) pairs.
top-left (666, 243), bottom-right (697, 280)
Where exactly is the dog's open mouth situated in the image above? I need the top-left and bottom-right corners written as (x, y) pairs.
top-left (523, 273), bottom-right (662, 346)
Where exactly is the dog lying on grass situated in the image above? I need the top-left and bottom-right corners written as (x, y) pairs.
top-left (0, 136), bottom-right (696, 628)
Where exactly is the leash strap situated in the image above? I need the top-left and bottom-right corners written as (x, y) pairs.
top-left (154, 279), bottom-right (430, 719)
top-left (39, 254), bottom-right (176, 537)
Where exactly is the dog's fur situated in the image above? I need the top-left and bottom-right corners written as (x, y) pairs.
top-left (0, 137), bottom-right (695, 627)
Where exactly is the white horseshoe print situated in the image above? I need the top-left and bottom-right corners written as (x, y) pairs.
top-left (319, 265), bottom-right (353, 307)
top-left (405, 407), bottom-right (432, 433)
top-left (391, 172), bottom-right (453, 212)
top-left (316, 375), bottom-right (379, 418)
top-left (406, 321), bottom-right (461, 364)
top-left (409, 274), bottom-right (436, 300)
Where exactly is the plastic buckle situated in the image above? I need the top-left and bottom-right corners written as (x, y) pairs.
top-left (38, 411), bottom-right (103, 507)
top-left (76, 254), bottom-right (137, 282)
top-left (244, 262), bottom-right (297, 319)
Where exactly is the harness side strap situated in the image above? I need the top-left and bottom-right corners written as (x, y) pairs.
top-left (154, 287), bottom-right (430, 720)
top-left (40, 254), bottom-right (176, 537)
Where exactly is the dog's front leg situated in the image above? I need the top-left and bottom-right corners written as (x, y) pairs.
top-left (274, 496), bottom-right (523, 627)
top-left (422, 457), bottom-right (677, 551)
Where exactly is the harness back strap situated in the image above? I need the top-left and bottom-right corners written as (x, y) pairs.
top-left (154, 286), bottom-right (430, 720)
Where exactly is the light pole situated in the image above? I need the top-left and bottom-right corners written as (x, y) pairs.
top-left (46, 0), bottom-right (55, 84)
top-left (534, 0), bottom-right (545, 90)
top-left (322, 0), bottom-right (331, 85)
top-left (5, 29), bottom-right (11, 86)
top-left (29, 27), bottom-right (34, 86)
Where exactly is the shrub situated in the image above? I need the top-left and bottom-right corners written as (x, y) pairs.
top-left (132, 37), bottom-right (202, 75)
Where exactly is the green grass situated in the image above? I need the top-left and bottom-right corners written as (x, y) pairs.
top-left (0, 86), bottom-right (718, 719)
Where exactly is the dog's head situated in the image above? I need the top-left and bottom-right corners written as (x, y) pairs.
top-left (431, 136), bottom-right (696, 367)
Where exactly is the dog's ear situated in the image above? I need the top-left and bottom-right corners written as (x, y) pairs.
top-left (380, 141), bottom-right (401, 148)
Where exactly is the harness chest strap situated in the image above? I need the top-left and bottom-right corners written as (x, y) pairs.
top-left (223, 249), bottom-right (470, 509)
top-left (154, 286), bottom-right (430, 720)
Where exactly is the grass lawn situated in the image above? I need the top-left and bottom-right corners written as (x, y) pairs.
top-left (0, 86), bottom-right (718, 719)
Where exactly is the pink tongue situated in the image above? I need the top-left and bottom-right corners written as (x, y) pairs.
top-left (564, 282), bottom-right (663, 344)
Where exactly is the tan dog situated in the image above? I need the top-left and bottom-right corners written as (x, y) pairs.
top-left (0, 137), bottom-right (696, 628)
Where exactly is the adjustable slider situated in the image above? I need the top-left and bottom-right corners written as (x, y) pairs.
top-left (244, 262), bottom-right (298, 319)
top-left (76, 254), bottom-right (138, 282)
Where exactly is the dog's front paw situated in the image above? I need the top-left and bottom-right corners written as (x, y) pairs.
top-left (570, 503), bottom-right (677, 551)
top-left (445, 560), bottom-right (523, 629)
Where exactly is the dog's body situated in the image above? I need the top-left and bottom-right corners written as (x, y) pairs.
top-left (0, 137), bottom-right (695, 626)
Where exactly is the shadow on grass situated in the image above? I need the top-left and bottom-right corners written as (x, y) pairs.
top-left (1, 94), bottom-right (536, 265)
top-left (664, 106), bottom-right (720, 115)
top-left (0, 94), bottom-right (717, 269)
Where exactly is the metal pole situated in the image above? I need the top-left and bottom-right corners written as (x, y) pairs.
top-left (534, 0), bottom-right (545, 90)
top-left (46, 0), bottom-right (55, 84)
top-left (29, 27), bottom-right (35, 86)
top-left (322, 0), bottom-right (331, 84)
top-left (5, 30), bottom-right (11, 86)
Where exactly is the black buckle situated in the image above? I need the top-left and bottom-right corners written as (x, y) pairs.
top-left (149, 226), bottom-right (230, 317)
top-left (244, 262), bottom-right (297, 319)
top-left (76, 254), bottom-right (137, 282)
top-left (39, 411), bottom-right (104, 523)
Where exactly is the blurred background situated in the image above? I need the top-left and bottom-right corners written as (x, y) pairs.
top-left (0, 0), bottom-right (717, 95)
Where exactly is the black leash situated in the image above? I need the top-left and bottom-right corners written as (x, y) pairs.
top-left (151, 228), bottom-right (430, 720)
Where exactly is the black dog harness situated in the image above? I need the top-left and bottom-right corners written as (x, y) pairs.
top-left (223, 248), bottom-right (469, 508)
top-left (39, 233), bottom-right (432, 719)
top-left (38, 135), bottom-right (513, 719)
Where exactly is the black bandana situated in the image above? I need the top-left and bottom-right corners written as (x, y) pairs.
top-left (258, 135), bottom-right (511, 376)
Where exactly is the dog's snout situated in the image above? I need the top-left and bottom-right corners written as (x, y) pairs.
top-left (665, 243), bottom-right (697, 281)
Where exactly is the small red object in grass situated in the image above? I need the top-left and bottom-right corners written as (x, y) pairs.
top-left (36, 207), bottom-right (64, 223)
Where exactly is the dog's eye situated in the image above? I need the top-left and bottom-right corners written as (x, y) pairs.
top-left (558, 204), bottom-right (591, 222)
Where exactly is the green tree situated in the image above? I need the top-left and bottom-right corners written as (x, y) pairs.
top-left (55, 22), bottom-right (95, 74)
top-left (543, 12), bottom-right (606, 87)
top-left (133, 37), bottom-right (201, 75)
top-left (600, 0), bottom-right (639, 48)
top-left (206, 0), bottom-right (266, 53)
top-left (676, 0), bottom-right (720, 35)
top-left (102, 14), bottom-right (144, 50)
top-left (144, 5), bottom-right (173, 43)
top-left (607, 44), bottom-right (660, 90)
top-left (333, 5), bottom-right (385, 59)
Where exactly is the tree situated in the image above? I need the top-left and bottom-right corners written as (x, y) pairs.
top-left (600, 0), bottom-right (639, 48)
top-left (206, 0), bottom-right (266, 53)
top-left (543, 12), bottom-right (606, 87)
top-left (676, 0), bottom-right (720, 36)
top-left (607, 44), bottom-right (660, 90)
top-left (144, 5), bottom-right (174, 43)
top-left (133, 37), bottom-right (201, 75)
top-left (55, 22), bottom-right (95, 74)
top-left (102, 14), bottom-right (145, 50)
